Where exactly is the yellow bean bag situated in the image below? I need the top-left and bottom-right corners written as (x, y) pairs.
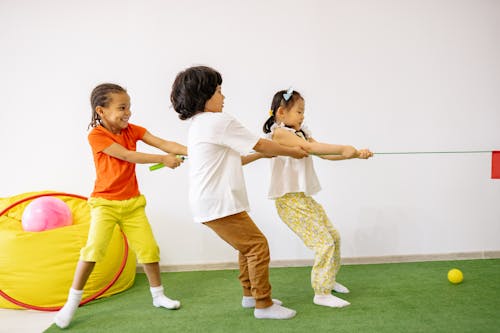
top-left (0, 191), bottom-right (136, 310)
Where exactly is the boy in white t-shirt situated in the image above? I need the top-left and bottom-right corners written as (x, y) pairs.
top-left (170, 66), bottom-right (308, 319)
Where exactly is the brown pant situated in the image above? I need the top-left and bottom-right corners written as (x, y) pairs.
top-left (204, 211), bottom-right (273, 308)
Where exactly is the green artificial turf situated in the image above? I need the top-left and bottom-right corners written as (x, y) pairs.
top-left (44, 259), bottom-right (500, 333)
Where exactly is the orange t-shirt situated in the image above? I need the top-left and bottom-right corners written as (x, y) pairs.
top-left (88, 123), bottom-right (147, 200)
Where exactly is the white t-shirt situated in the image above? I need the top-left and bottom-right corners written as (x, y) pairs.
top-left (187, 112), bottom-right (260, 223)
top-left (266, 123), bottom-right (321, 199)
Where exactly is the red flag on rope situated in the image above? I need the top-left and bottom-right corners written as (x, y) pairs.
top-left (492, 151), bottom-right (500, 179)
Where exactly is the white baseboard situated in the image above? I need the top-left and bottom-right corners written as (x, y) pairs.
top-left (136, 250), bottom-right (500, 273)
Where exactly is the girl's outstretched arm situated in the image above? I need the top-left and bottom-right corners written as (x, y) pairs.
top-left (308, 138), bottom-right (373, 160)
top-left (272, 128), bottom-right (358, 159)
top-left (142, 131), bottom-right (188, 156)
top-left (102, 142), bottom-right (184, 169)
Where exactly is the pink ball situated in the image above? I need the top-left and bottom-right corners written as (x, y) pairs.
top-left (21, 196), bottom-right (73, 232)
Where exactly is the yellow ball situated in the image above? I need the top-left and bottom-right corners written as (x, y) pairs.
top-left (448, 268), bottom-right (464, 284)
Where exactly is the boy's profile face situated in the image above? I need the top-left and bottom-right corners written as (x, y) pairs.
top-left (204, 85), bottom-right (225, 113)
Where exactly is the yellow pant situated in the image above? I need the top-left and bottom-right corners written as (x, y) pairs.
top-left (275, 192), bottom-right (341, 295)
top-left (80, 195), bottom-right (160, 264)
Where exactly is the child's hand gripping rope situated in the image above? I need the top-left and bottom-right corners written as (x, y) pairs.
top-left (150, 155), bottom-right (187, 171)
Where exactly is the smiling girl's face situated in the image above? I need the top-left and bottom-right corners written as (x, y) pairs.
top-left (96, 92), bottom-right (131, 134)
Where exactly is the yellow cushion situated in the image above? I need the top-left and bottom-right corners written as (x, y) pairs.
top-left (0, 191), bottom-right (136, 310)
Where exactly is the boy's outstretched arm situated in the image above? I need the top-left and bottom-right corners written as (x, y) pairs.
top-left (253, 138), bottom-right (308, 159)
top-left (241, 152), bottom-right (275, 166)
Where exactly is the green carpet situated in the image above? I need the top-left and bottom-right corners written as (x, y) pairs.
top-left (44, 259), bottom-right (500, 333)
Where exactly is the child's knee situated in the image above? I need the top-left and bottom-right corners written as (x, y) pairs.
top-left (316, 235), bottom-right (336, 252)
top-left (80, 249), bottom-right (106, 262)
top-left (254, 237), bottom-right (270, 261)
top-left (136, 244), bottom-right (160, 263)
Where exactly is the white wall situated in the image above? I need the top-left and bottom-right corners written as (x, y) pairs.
top-left (1, 0), bottom-right (499, 266)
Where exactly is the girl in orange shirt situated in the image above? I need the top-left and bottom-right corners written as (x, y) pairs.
top-left (54, 83), bottom-right (187, 329)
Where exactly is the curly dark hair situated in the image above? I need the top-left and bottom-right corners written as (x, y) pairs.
top-left (170, 66), bottom-right (223, 120)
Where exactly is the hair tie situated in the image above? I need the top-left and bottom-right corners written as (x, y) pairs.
top-left (268, 109), bottom-right (274, 117)
top-left (283, 87), bottom-right (294, 101)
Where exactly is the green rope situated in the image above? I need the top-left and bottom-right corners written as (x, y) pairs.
top-left (314, 150), bottom-right (492, 156)
top-left (374, 150), bottom-right (491, 155)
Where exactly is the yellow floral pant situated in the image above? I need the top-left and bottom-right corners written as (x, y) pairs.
top-left (275, 192), bottom-right (341, 295)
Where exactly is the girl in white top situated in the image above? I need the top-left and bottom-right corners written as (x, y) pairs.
top-left (170, 66), bottom-right (308, 319)
top-left (262, 88), bottom-right (373, 308)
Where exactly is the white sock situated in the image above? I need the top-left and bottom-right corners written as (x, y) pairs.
top-left (241, 296), bottom-right (283, 308)
top-left (313, 294), bottom-right (350, 308)
top-left (333, 282), bottom-right (350, 294)
top-left (254, 303), bottom-right (296, 319)
top-left (54, 288), bottom-right (83, 329)
top-left (150, 286), bottom-right (180, 309)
